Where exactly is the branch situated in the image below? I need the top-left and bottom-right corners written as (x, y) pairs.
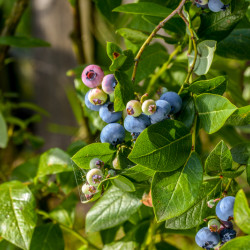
top-left (131, 0), bottom-right (187, 82)
top-left (0, 0), bottom-right (29, 68)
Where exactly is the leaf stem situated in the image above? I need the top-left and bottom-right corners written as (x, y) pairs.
top-left (191, 114), bottom-right (197, 152)
top-left (131, 0), bottom-right (187, 82)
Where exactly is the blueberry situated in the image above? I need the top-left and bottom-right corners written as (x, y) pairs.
top-left (216, 196), bottom-right (235, 221)
top-left (82, 183), bottom-right (97, 195)
top-left (160, 92), bottom-right (182, 114)
top-left (219, 220), bottom-right (233, 230)
top-left (81, 64), bottom-right (104, 88)
top-left (99, 102), bottom-right (122, 123)
top-left (150, 100), bottom-right (171, 124)
top-left (100, 123), bottom-right (125, 146)
top-left (208, 0), bottom-right (225, 12)
top-left (102, 74), bottom-right (117, 94)
top-left (131, 132), bottom-right (140, 140)
top-left (195, 227), bottom-right (220, 249)
top-left (195, 0), bottom-right (208, 6)
top-left (86, 168), bottom-right (103, 186)
top-left (85, 90), bottom-right (102, 111)
top-left (142, 99), bottom-right (156, 115)
top-left (124, 114), bottom-right (151, 133)
top-left (88, 88), bottom-right (108, 105)
top-left (220, 228), bottom-right (236, 243)
top-left (89, 158), bottom-right (104, 169)
top-left (107, 169), bottom-right (116, 177)
top-left (126, 100), bottom-right (142, 117)
top-left (208, 219), bottom-right (221, 232)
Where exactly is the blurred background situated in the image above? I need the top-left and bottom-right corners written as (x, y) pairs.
top-left (0, 0), bottom-right (249, 249)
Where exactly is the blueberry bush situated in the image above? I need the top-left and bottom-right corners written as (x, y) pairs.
top-left (0, 0), bottom-right (250, 249)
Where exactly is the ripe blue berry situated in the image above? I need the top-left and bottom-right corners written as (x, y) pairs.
top-left (160, 92), bottom-right (182, 114)
top-left (208, 219), bottom-right (221, 232)
top-left (99, 102), bottom-right (122, 123)
top-left (195, 227), bottom-right (220, 249)
top-left (126, 100), bottom-right (142, 117)
top-left (100, 123), bottom-right (125, 146)
top-left (85, 90), bottom-right (102, 111)
top-left (142, 99), bottom-right (156, 115)
top-left (124, 114), bottom-right (151, 133)
top-left (88, 88), bottom-right (108, 105)
top-left (86, 168), bottom-right (103, 186)
top-left (216, 196), bottom-right (235, 221)
top-left (150, 100), bottom-right (171, 124)
top-left (220, 228), bottom-right (236, 243)
top-left (82, 64), bottom-right (104, 88)
top-left (82, 183), bottom-right (97, 195)
top-left (89, 158), bottom-right (104, 169)
top-left (208, 0), bottom-right (225, 12)
top-left (102, 74), bottom-right (117, 94)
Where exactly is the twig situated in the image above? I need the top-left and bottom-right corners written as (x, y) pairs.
top-left (0, 0), bottom-right (29, 68)
top-left (131, 0), bottom-right (187, 82)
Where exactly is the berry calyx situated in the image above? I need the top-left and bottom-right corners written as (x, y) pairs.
top-left (142, 99), bottom-right (156, 115)
top-left (88, 88), bottom-right (108, 105)
top-left (81, 183), bottom-right (97, 195)
top-left (81, 64), bottom-right (104, 88)
top-left (89, 158), bottom-right (104, 169)
top-left (208, 219), bottom-right (221, 232)
top-left (126, 100), bottom-right (142, 117)
top-left (86, 168), bottom-right (103, 186)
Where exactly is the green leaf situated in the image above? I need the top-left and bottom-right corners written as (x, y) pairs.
top-left (122, 165), bottom-right (155, 182)
top-left (216, 29), bottom-right (250, 60)
top-left (111, 175), bottom-right (136, 192)
top-left (152, 152), bottom-right (203, 222)
top-left (221, 0), bottom-right (232, 4)
top-left (106, 42), bottom-right (127, 71)
top-left (113, 2), bottom-right (172, 18)
top-left (155, 242), bottom-right (179, 250)
top-left (205, 140), bottom-right (233, 176)
top-left (198, 1), bottom-right (248, 42)
top-left (86, 186), bottom-right (141, 232)
top-left (234, 189), bottom-right (250, 234)
top-left (72, 143), bottom-right (116, 169)
top-left (37, 148), bottom-right (73, 177)
top-left (114, 71), bottom-right (134, 111)
top-left (195, 94), bottom-right (237, 134)
top-left (0, 181), bottom-right (37, 249)
top-left (188, 40), bottom-right (217, 76)
top-left (49, 193), bottom-right (78, 227)
top-left (231, 143), bottom-right (250, 165)
top-left (220, 235), bottom-right (250, 250)
top-left (0, 113), bottom-right (8, 148)
top-left (30, 223), bottom-right (64, 250)
top-left (116, 146), bottom-right (135, 170)
top-left (128, 120), bottom-right (192, 172)
top-left (116, 28), bottom-right (148, 44)
top-left (103, 241), bottom-right (137, 250)
top-left (226, 105), bottom-right (250, 126)
top-left (247, 159), bottom-right (250, 186)
top-left (0, 36), bottom-right (50, 47)
top-left (188, 76), bottom-right (227, 95)
top-left (165, 178), bottom-right (223, 229)
top-left (100, 226), bottom-right (120, 245)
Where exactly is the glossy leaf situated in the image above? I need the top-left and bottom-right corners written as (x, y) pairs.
top-left (114, 71), bottom-right (134, 111)
top-left (234, 189), bottom-right (250, 234)
top-left (216, 29), bottom-right (250, 60)
top-left (188, 40), bottom-right (217, 76)
top-left (116, 28), bottom-right (148, 44)
top-left (220, 235), bottom-right (250, 250)
top-left (152, 152), bottom-right (203, 221)
top-left (195, 94), bottom-right (237, 134)
top-left (72, 143), bottom-right (116, 169)
top-left (113, 2), bottom-right (172, 18)
top-left (111, 175), bottom-right (136, 192)
top-left (0, 36), bottom-right (50, 47)
top-left (30, 223), bottom-right (64, 250)
top-left (0, 113), bottom-right (8, 148)
top-left (188, 76), bottom-right (227, 95)
top-left (128, 120), bottom-right (192, 172)
top-left (0, 181), bottom-right (37, 249)
top-left (86, 186), bottom-right (141, 232)
top-left (37, 148), bottom-right (73, 177)
top-left (230, 142), bottom-right (250, 165)
top-left (165, 179), bottom-right (222, 229)
top-left (122, 165), bottom-right (155, 182)
top-left (205, 140), bottom-right (232, 176)
top-left (103, 241), bottom-right (137, 250)
top-left (226, 105), bottom-right (250, 126)
top-left (198, 1), bottom-right (247, 42)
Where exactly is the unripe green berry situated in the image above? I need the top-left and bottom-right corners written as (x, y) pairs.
top-left (108, 169), bottom-right (116, 177)
top-left (89, 158), bottom-right (104, 169)
top-left (86, 168), bottom-right (103, 186)
top-left (88, 88), bottom-right (107, 105)
top-left (142, 99), bottom-right (156, 115)
top-left (81, 183), bottom-right (97, 195)
top-left (208, 219), bottom-right (221, 232)
top-left (126, 100), bottom-right (142, 117)
top-left (112, 157), bottom-right (120, 170)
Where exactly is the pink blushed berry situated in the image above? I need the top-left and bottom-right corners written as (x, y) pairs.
top-left (81, 64), bottom-right (104, 88)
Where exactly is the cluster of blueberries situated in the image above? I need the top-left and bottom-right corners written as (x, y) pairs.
top-left (81, 158), bottom-right (116, 199)
top-left (196, 196), bottom-right (236, 249)
top-left (82, 64), bottom-right (182, 147)
top-left (195, 0), bottom-right (228, 12)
